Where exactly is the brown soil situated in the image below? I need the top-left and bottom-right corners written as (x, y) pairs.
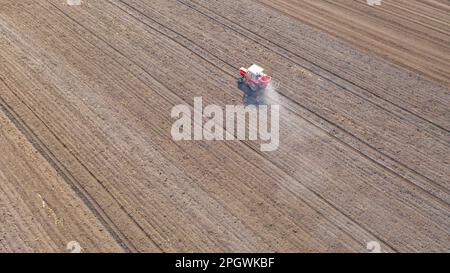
top-left (0, 0), bottom-right (448, 252)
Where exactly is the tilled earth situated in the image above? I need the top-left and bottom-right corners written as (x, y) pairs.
top-left (0, 0), bottom-right (449, 252)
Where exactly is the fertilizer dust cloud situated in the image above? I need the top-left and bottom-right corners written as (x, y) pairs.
top-left (263, 80), bottom-right (281, 106)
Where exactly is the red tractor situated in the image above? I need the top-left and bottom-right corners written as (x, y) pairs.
top-left (239, 64), bottom-right (272, 92)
